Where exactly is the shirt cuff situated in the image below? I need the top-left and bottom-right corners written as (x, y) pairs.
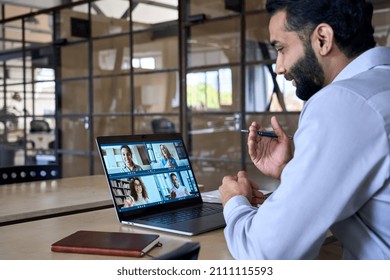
top-left (223, 195), bottom-right (252, 219)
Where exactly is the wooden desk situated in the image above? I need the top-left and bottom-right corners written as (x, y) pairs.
top-left (0, 208), bottom-right (232, 260)
top-left (0, 176), bottom-right (336, 260)
top-left (0, 175), bottom-right (113, 226)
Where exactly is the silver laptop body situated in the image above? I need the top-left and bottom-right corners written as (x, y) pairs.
top-left (96, 133), bottom-right (225, 236)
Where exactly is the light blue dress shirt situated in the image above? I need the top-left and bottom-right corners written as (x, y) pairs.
top-left (223, 47), bottom-right (390, 259)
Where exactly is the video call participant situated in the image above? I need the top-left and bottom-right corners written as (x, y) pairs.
top-left (120, 145), bottom-right (143, 172)
top-left (169, 173), bottom-right (190, 198)
top-left (123, 177), bottom-right (150, 207)
top-left (160, 144), bottom-right (177, 168)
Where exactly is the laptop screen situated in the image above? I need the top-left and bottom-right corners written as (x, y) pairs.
top-left (96, 133), bottom-right (202, 215)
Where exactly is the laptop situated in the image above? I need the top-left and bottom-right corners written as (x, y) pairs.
top-left (96, 133), bottom-right (225, 236)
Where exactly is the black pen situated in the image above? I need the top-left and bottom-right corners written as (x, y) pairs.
top-left (240, 129), bottom-right (278, 138)
top-left (240, 129), bottom-right (293, 140)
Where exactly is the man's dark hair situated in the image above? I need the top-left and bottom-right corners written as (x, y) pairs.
top-left (266, 0), bottom-right (376, 58)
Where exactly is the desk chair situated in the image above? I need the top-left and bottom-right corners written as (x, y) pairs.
top-left (0, 164), bottom-right (60, 185)
top-left (154, 242), bottom-right (201, 260)
top-left (151, 118), bottom-right (176, 134)
top-left (30, 119), bottom-right (51, 133)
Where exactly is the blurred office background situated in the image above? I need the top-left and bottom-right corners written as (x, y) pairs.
top-left (1, 0), bottom-right (389, 189)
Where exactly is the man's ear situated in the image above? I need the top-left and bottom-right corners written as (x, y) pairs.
top-left (312, 23), bottom-right (334, 56)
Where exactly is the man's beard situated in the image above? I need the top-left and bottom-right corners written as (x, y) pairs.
top-left (286, 43), bottom-right (325, 101)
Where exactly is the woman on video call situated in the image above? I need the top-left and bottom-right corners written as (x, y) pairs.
top-left (123, 177), bottom-right (150, 207)
top-left (160, 144), bottom-right (177, 168)
top-left (120, 145), bottom-right (143, 172)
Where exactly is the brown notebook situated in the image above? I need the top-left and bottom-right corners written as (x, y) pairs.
top-left (51, 230), bottom-right (160, 257)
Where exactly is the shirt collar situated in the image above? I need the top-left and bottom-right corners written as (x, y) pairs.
top-left (333, 47), bottom-right (390, 83)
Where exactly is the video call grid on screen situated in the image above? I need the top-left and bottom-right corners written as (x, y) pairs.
top-left (99, 139), bottom-right (200, 212)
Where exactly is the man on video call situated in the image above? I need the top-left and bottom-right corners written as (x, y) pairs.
top-left (219, 0), bottom-right (390, 259)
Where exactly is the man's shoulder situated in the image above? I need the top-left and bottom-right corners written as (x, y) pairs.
top-left (327, 47), bottom-right (390, 96)
top-left (336, 66), bottom-right (389, 86)
top-left (309, 63), bottom-right (390, 106)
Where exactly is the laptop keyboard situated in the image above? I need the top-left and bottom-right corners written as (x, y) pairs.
top-left (141, 204), bottom-right (222, 225)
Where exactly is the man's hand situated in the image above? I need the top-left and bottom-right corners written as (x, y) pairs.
top-left (219, 171), bottom-right (265, 206)
top-left (248, 116), bottom-right (293, 180)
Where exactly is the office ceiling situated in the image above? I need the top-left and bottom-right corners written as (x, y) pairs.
top-left (0, 0), bottom-right (389, 46)
top-left (1, 0), bottom-right (389, 26)
top-left (1, 0), bottom-right (390, 10)
top-left (0, 0), bottom-right (64, 9)
top-left (0, 0), bottom-right (179, 25)
top-left (1, 0), bottom-right (389, 24)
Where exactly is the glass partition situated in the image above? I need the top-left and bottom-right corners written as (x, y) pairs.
top-left (134, 115), bottom-right (179, 135)
top-left (59, 6), bottom-right (90, 44)
top-left (133, 71), bottom-right (179, 114)
top-left (91, 0), bottom-right (130, 37)
top-left (61, 117), bottom-right (90, 152)
top-left (134, 31), bottom-right (179, 71)
top-left (189, 0), bottom-right (238, 18)
top-left (93, 115), bottom-right (132, 138)
top-left (188, 17), bottom-right (241, 68)
top-left (1, 0), bottom-right (389, 181)
top-left (61, 79), bottom-right (89, 114)
top-left (61, 43), bottom-right (89, 79)
top-left (93, 75), bottom-right (131, 113)
top-left (93, 35), bottom-right (131, 76)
